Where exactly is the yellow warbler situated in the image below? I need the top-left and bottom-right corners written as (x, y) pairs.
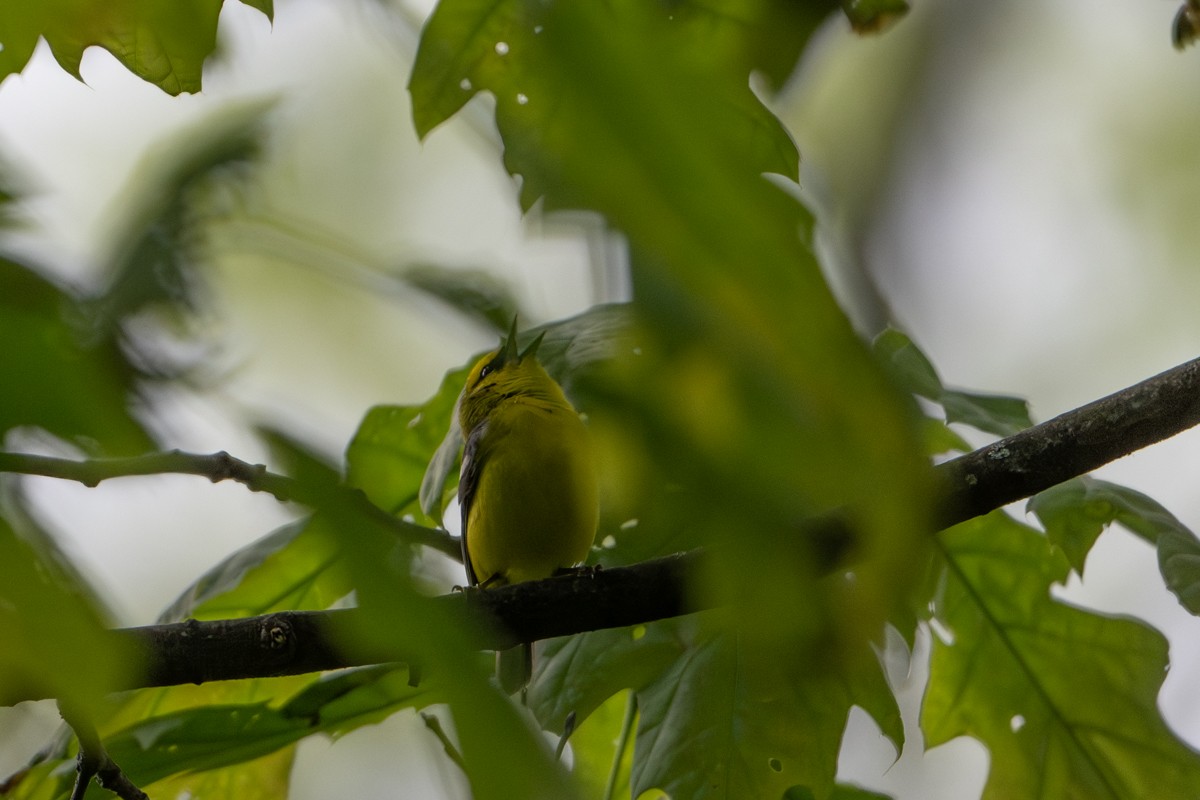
top-left (458, 321), bottom-right (599, 691)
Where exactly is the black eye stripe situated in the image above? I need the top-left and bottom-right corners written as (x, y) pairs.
top-left (474, 354), bottom-right (505, 387)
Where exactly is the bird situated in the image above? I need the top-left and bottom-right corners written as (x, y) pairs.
top-left (457, 320), bottom-right (599, 692)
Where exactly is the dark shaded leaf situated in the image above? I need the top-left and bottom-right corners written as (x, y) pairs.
top-left (630, 620), bottom-right (902, 800)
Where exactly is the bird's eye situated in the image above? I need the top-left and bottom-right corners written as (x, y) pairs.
top-left (479, 365), bottom-right (493, 380)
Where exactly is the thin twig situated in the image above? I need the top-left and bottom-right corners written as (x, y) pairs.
top-left (0, 449), bottom-right (462, 561)
top-left (58, 702), bottom-right (149, 800)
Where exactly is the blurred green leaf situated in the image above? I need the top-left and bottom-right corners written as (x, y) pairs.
top-left (495, 2), bottom-right (933, 679)
top-left (0, 259), bottom-right (150, 453)
top-left (785, 784), bottom-right (894, 800)
top-left (874, 327), bottom-right (944, 400)
top-left (409, 0), bottom-right (822, 209)
top-left (0, 514), bottom-right (133, 712)
top-left (289, 430), bottom-right (579, 800)
top-left (925, 512), bottom-right (1200, 799)
top-left (840, 0), bottom-right (909, 33)
top-left (0, 0), bottom-right (271, 94)
top-left (629, 619), bottom-right (902, 800)
top-left (93, 103), bottom-right (267, 345)
top-left (402, 264), bottom-right (523, 333)
top-left (1031, 476), bottom-right (1200, 614)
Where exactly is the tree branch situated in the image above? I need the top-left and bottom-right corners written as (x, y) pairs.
top-left (58, 703), bottom-right (148, 800)
top-left (935, 355), bottom-right (1200, 526)
top-left (0, 449), bottom-right (462, 561)
top-left (2, 356), bottom-right (1199, 704)
top-left (3, 553), bottom-right (693, 703)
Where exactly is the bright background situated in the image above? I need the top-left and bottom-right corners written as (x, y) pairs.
top-left (1, 1), bottom-right (1198, 798)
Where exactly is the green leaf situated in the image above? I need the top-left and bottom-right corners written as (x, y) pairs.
top-left (409, 0), bottom-right (817, 207)
top-left (628, 620), bottom-right (902, 800)
top-left (0, 259), bottom-right (149, 453)
top-left (238, 0), bottom-right (273, 21)
top-left (159, 517), bottom-right (350, 623)
top-left (561, 689), bottom-right (638, 798)
top-left (348, 366), bottom-right (468, 523)
top-left (528, 623), bottom-right (686, 736)
top-left (0, 0), bottom-right (272, 94)
top-left (786, 784), bottom-right (895, 800)
top-left (1031, 476), bottom-right (1200, 613)
top-left (873, 328), bottom-right (944, 400)
top-left (1157, 526), bottom-right (1200, 615)
top-left (0, 515), bottom-right (133, 711)
top-left (875, 329), bottom-right (1032, 436)
top-left (940, 389), bottom-right (1032, 437)
top-left (99, 666), bottom-right (433, 786)
top-left (925, 512), bottom-right (1200, 799)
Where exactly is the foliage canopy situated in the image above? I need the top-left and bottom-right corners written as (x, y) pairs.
top-left (1, 2), bottom-right (1199, 800)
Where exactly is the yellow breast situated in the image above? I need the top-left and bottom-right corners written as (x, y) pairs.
top-left (464, 397), bottom-right (598, 586)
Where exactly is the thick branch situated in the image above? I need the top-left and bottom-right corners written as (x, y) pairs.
top-left (935, 355), bottom-right (1200, 526)
top-left (5, 553), bottom-right (694, 702)
top-left (3, 356), bottom-right (1200, 704)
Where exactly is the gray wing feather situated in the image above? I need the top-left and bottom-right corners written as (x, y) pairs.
top-left (459, 419), bottom-right (488, 586)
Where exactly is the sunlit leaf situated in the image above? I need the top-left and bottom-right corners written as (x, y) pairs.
top-left (925, 512), bottom-right (1200, 799)
top-left (146, 747), bottom-right (294, 800)
top-left (97, 666), bottom-right (433, 786)
top-left (160, 517), bottom-right (350, 622)
top-left (563, 690), bottom-right (637, 798)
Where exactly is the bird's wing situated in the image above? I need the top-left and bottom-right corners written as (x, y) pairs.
top-left (458, 418), bottom-right (488, 586)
